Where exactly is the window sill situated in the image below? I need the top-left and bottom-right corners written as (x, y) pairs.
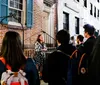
top-left (8, 21), bottom-right (26, 29)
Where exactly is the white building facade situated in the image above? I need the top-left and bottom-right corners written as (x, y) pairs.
top-left (57, 0), bottom-right (100, 36)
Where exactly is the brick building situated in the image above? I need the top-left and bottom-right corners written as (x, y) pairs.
top-left (0, 0), bottom-right (56, 56)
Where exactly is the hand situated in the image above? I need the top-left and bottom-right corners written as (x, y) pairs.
top-left (41, 48), bottom-right (47, 51)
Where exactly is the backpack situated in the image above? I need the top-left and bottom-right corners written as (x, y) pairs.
top-left (78, 53), bottom-right (88, 75)
top-left (56, 50), bottom-right (72, 85)
top-left (70, 45), bottom-right (88, 75)
top-left (0, 58), bottom-right (28, 85)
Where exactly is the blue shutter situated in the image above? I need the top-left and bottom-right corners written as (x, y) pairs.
top-left (26, 0), bottom-right (33, 28)
top-left (0, 0), bottom-right (8, 24)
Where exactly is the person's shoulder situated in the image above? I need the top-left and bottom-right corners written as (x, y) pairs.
top-left (49, 50), bottom-right (70, 59)
top-left (84, 36), bottom-right (96, 45)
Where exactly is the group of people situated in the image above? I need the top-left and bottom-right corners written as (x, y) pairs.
top-left (42, 23), bottom-right (99, 85)
top-left (0, 23), bottom-right (100, 85)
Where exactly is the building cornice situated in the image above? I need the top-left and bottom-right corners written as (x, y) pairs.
top-left (43, 0), bottom-right (57, 7)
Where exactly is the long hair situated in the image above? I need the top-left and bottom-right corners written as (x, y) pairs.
top-left (0, 31), bottom-right (26, 71)
top-left (37, 34), bottom-right (41, 43)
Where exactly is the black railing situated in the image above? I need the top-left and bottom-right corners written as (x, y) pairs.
top-left (42, 30), bottom-right (57, 57)
top-left (41, 30), bottom-right (56, 46)
top-left (24, 29), bottom-right (56, 49)
top-left (24, 29), bottom-right (56, 57)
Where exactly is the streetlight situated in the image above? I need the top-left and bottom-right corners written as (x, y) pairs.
top-left (0, 13), bottom-right (24, 51)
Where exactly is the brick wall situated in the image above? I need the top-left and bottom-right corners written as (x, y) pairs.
top-left (25, 0), bottom-right (43, 46)
top-left (0, 0), bottom-right (56, 56)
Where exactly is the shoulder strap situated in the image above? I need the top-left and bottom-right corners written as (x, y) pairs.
top-left (57, 50), bottom-right (70, 57)
top-left (0, 57), bottom-right (11, 70)
top-left (70, 50), bottom-right (78, 59)
top-left (78, 53), bottom-right (86, 74)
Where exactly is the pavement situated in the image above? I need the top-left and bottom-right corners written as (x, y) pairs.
top-left (40, 80), bottom-right (48, 85)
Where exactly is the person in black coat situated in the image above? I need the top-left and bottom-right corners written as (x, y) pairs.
top-left (77, 24), bottom-right (96, 85)
top-left (82, 24), bottom-right (96, 68)
top-left (42, 29), bottom-right (76, 85)
top-left (88, 36), bottom-right (100, 85)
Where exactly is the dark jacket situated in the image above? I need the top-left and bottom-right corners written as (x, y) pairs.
top-left (0, 58), bottom-right (40, 85)
top-left (77, 36), bottom-right (96, 85)
top-left (42, 44), bottom-right (76, 85)
top-left (83, 36), bottom-right (96, 55)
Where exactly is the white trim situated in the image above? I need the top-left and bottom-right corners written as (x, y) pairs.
top-left (8, 0), bottom-right (25, 26)
top-left (9, 7), bottom-right (23, 11)
top-left (8, 21), bottom-right (22, 26)
top-left (9, 0), bottom-right (23, 10)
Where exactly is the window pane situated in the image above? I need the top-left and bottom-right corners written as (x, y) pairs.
top-left (94, 6), bottom-right (96, 17)
top-left (15, 0), bottom-right (19, 2)
top-left (75, 17), bottom-right (79, 34)
top-left (19, 0), bottom-right (23, 3)
top-left (63, 12), bottom-right (69, 31)
top-left (97, 0), bottom-right (99, 2)
top-left (15, 2), bottom-right (19, 8)
top-left (19, 3), bottom-right (22, 9)
top-left (97, 10), bottom-right (99, 17)
top-left (90, 3), bottom-right (93, 15)
top-left (84, 0), bottom-right (87, 7)
top-left (18, 11), bottom-right (21, 16)
top-left (9, 8), bottom-right (21, 23)
top-left (77, 0), bottom-right (79, 2)
top-left (10, 0), bottom-right (22, 10)
top-left (9, 0), bottom-right (23, 23)
top-left (10, 1), bottom-right (14, 7)
top-left (15, 0), bottom-right (22, 3)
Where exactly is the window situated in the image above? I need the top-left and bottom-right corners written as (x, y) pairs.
top-left (97, 0), bottom-right (99, 2)
top-left (63, 12), bottom-right (69, 31)
top-left (0, 0), bottom-right (33, 28)
top-left (90, 3), bottom-right (93, 15)
top-left (9, 0), bottom-right (23, 23)
top-left (84, 0), bottom-right (87, 7)
top-left (97, 9), bottom-right (99, 19)
top-left (77, 0), bottom-right (79, 2)
top-left (94, 6), bottom-right (96, 17)
top-left (44, 1), bottom-right (51, 7)
top-left (75, 17), bottom-right (79, 34)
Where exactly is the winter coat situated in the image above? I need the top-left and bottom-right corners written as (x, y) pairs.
top-left (42, 44), bottom-right (76, 85)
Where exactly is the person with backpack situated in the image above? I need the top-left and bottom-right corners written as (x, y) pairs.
top-left (42, 29), bottom-right (76, 85)
top-left (77, 24), bottom-right (96, 85)
top-left (0, 31), bottom-right (40, 85)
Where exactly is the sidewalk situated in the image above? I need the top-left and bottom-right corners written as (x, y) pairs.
top-left (41, 80), bottom-right (48, 85)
